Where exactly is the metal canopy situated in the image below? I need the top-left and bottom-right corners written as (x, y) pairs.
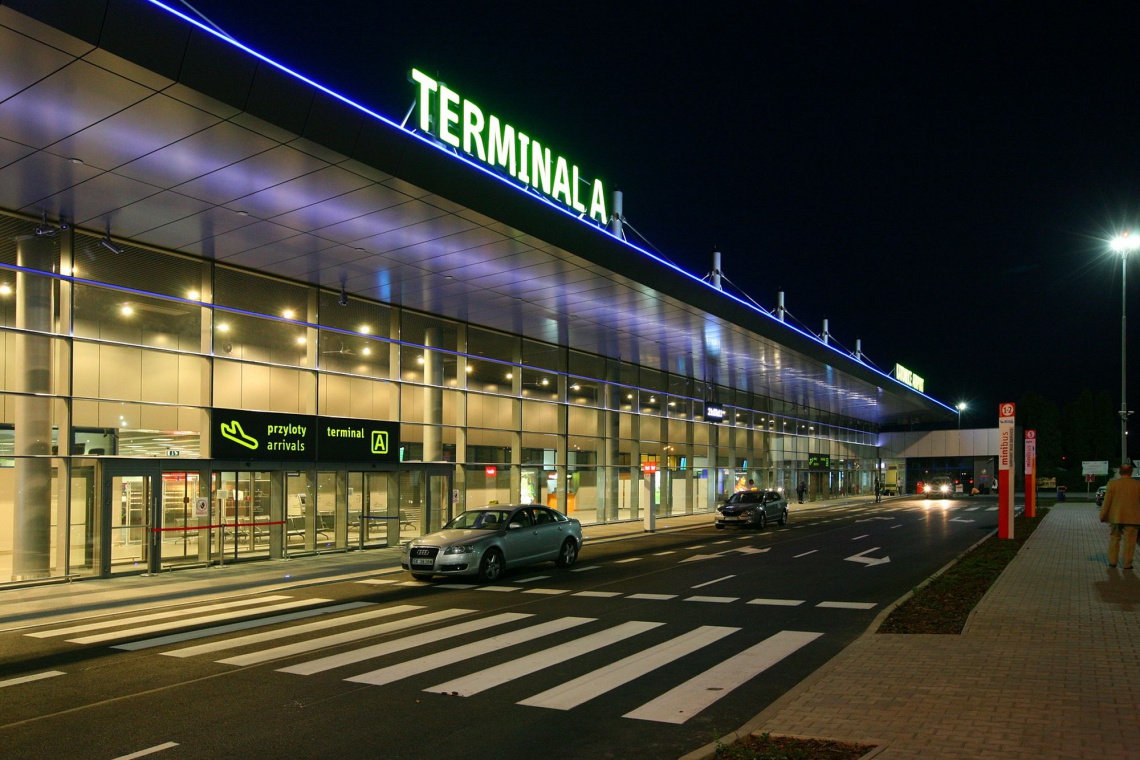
top-left (0, 0), bottom-right (954, 425)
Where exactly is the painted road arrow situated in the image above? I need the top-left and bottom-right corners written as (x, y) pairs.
top-left (682, 546), bottom-right (771, 562)
top-left (844, 547), bottom-right (891, 567)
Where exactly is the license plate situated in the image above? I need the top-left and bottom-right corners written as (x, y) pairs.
top-left (723, 516), bottom-right (743, 522)
top-left (411, 558), bottom-right (434, 566)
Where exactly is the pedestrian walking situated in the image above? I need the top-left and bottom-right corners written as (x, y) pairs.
top-left (874, 477), bottom-right (881, 503)
top-left (796, 479), bottom-right (806, 504)
top-left (1099, 462), bottom-right (1140, 569)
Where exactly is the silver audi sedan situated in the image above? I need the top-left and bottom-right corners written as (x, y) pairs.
top-left (402, 505), bottom-right (582, 582)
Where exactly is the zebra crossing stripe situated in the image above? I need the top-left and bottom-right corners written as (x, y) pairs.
top-left (517, 625), bottom-right (739, 711)
top-left (627, 594), bottom-right (676, 601)
top-left (816, 601), bottom-right (875, 610)
top-left (27, 596), bottom-right (295, 638)
top-left (624, 630), bottom-right (823, 723)
top-left (427, 620), bottom-right (664, 697)
top-left (573, 591), bottom-right (621, 598)
top-left (157, 604), bottom-right (420, 657)
top-left (346, 617), bottom-right (595, 687)
top-left (747, 598), bottom-right (804, 607)
top-left (0, 671), bottom-right (65, 688)
top-left (67, 599), bottom-right (333, 645)
top-left (117, 602), bottom-right (377, 651)
top-left (275, 611), bottom-right (529, 675)
top-left (218, 608), bottom-right (477, 668)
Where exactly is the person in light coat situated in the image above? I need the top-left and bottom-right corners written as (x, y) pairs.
top-left (1099, 463), bottom-right (1140, 569)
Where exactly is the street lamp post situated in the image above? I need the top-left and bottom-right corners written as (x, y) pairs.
top-left (957, 401), bottom-right (967, 430)
top-left (1110, 233), bottom-right (1138, 466)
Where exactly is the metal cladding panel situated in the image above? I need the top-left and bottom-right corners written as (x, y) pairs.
top-left (116, 121), bottom-right (278, 187)
top-left (176, 144), bottom-right (331, 205)
top-left (0, 24), bottom-right (74, 101)
top-left (109, 191), bottom-right (213, 238)
top-left (269, 184), bottom-right (413, 233)
top-left (228, 165), bottom-right (373, 220)
top-left (316, 200), bottom-right (451, 245)
top-left (0, 59), bottom-right (151, 148)
top-left (0, 152), bottom-right (101, 210)
top-left (50, 93), bottom-right (222, 172)
top-left (40, 171), bottom-right (157, 226)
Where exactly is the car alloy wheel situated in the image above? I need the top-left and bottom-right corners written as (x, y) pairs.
top-left (756, 512), bottom-right (767, 530)
top-left (778, 509), bottom-right (788, 526)
top-left (556, 538), bottom-right (578, 568)
top-left (478, 548), bottom-right (504, 582)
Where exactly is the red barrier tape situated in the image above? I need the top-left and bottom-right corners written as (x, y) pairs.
top-left (151, 521), bottom-right (286, 533)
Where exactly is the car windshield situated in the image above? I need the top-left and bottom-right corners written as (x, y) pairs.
top-left (445, 510), bottom-right (512, 530)
top-left (725, 492), bottom-right (763, 504)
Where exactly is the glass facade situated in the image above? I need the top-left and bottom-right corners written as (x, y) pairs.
top-left (0, 211), bottom-right (882, 584)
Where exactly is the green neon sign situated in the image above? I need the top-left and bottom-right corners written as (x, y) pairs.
top-left (894, 363), bottom-right (925, 393)
top-left (410, 69), bottom-right (608, 225)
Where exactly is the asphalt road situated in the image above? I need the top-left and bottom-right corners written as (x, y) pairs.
top-left (0, 496), bottom-right (1000, 760)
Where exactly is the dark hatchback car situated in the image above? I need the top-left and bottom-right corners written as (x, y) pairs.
top-left (715, 490), bottom-right (789, 530)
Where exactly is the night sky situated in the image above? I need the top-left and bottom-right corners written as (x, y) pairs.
top-left (179, 0), bottom-right (1140, 427)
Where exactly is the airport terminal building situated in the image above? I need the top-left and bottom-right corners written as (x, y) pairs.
top-left (0, 0), bottom-right (960, 584)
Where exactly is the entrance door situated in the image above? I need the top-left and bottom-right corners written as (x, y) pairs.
top-left (397, 467), bottom-right (453, 541)
top-left (351, 471), bottom-right (397, 548)
top-left (212, 471), bottom-right (276, 563)
top-left (102, 462), bottom-right (207, 575)
top-left (107, 472), bottom-right (153, 575)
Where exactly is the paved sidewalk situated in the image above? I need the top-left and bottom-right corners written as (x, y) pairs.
top-left (0, 494), bottom-right (879, 630)
top-left (699, 503), bottom-right (1140, 760)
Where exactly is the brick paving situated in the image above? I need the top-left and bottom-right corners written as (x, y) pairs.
top-left (745, 504), bottom-right (1140, 759)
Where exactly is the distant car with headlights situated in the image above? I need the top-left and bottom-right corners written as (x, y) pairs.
top-left (924, 476), bottom-right (955, 499)
top-left (402, 505), bottom-right (582, 582)
top-left (715, 490), bottom-right (789, 529)
top-left (1096, 486), bottom-right (1107, 506)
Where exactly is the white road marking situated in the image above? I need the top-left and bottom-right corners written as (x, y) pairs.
top-left (514, 575), bottom-right (550, 583)
top-left (110, 742), bottom-right (179, 760)
top-left (570, 565), bottom-right (601, 573)
top-left (399, 581), bottom-right (431, 586)
top-left (627, 593), bottom-right (676, 601)
top-left (67, 599), bottom-right (333, 645)
top-left (27, 596), bottom-right (295, 638)
top-left (615, 558), bottom-right (643, 563)
top-left (891, 525), bottom-right (902, 529)
top-left (852, 534), bottom-right (869, 540)
top-left (0, 671), bottom-right (65, 688)
top-left (711, 540), bottom-right (731, 545)
top-left (692, 575), bottom-right (735, 588)
top-left (428, 620), bottom-right (663, 697)
top-left (794, 550), bottom-right (818, 558)
top-left (157, 605), bottom-right (416, 658)
top-left (437, 584), bottom-right (478, 590)
top-left (522, 588), bottom-right (570, 595)
top-left (623, 630), bottom-right (823, 723)
top-left (683, 596), bottom-right (738, 604)
top-left (347, 617), bottom-right (594, 686)
top-left (747, 598), bottom-right (804, 607)
top-left (817, 601), bottom-right (876, 609)
top-left (357, 579), bottom-right (397, 585)
top-left (119, 602), bottom-right (376, 651)
top-left (573, 591), bottom-right (622, 598)
top-left (476, 586), bottom-right (520, 593)
top-left (218, 608), bottom-right (475, 667)
top-left (518, 625), bottom-right (739, 710)
top-left (276, 612), bottom-right (530, 675)
top-left (653, 551), bottom-right (676, 556)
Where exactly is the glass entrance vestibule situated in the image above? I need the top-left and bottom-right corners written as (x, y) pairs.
top-left (96, 460), bottom-right (452, 576)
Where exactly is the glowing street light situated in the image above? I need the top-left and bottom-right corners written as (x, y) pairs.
top-left (1110, 232), bottom-right (1139, 466)
top-left (956, 401), bottom-right (967, 429)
